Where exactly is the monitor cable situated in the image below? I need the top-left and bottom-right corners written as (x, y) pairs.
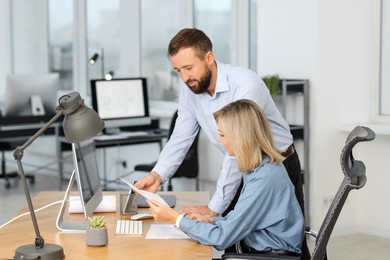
top-left (0, 200), bottom-right (62, 229)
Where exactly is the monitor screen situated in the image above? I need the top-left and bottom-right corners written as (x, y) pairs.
top-left (72, 139), bottom-right (103, 219)
top-left (91, 78), bottom-right (151, 133)
top-left (3, 73), bottom-right (59, 117)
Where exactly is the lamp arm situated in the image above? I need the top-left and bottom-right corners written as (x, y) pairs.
top-left (13, 109), bottom-right (64, 248)
top-left (16, 110), bottom-right (64, 153)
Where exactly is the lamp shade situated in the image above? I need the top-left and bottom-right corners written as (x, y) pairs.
top-left (58, 92), bottom-right (104, 143)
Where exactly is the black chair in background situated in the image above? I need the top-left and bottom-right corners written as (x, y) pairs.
top-left (0, 114), bottom-right (36, 188)
top-left (1, 144), bottom-right (18, 188)
top-left (133, 110), bottom-right (200, 191)
top-left (221, 126), bottom-right (375, 260)
top-left (1, 141), bottom-right (36, 188)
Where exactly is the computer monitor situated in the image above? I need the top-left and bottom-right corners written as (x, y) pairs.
top-left (3, 73), bottom-right (59, 117)
top-left (91, 78), bottom-right (151, 134)
top-left (56, 139), bottom-right (103, 232)
top-left (72, 139), bottom-right (103, 218)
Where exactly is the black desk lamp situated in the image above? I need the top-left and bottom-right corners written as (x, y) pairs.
top-left (13, 92), bottom-right (104, 260)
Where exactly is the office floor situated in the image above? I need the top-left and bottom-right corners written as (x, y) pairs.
top-left (1, 173), bottom-right (390, 259)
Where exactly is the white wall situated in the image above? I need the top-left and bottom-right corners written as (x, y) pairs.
top-left (258, 0), bottom-right (390, 237)
top-left (0, 0), bottom-right (11, 105)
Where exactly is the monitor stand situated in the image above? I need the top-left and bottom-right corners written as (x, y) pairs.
top-left (56, 170), bottom-right (88, 232)
top-left (30, 95), bottom-right (46, 116)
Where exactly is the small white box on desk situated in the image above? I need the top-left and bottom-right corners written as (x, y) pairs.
top-left (68, 195), bottom-right (116, 213)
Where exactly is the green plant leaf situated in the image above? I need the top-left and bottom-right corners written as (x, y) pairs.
top-left (262, 75), bottom-right (281, 96)
top-left (88, 216), bottom-right (107, 229)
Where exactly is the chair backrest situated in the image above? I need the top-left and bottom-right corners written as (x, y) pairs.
top-left (222, 126), bottom-right (375, 260)
top-left (168, 110), bottom-right (200, 179)
top-left (311, 126), bottom-right (375, 260)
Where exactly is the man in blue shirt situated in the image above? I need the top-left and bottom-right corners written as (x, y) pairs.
top-left (135, 28), bottom-right (308, 257)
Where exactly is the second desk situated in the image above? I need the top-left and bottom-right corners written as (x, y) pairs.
top-left (58, 128), bottom-right (168, 190)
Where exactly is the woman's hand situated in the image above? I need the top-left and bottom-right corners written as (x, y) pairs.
top-left (187, 213), bottom-right (215, 224)
top-left (147, 199), bottom-right (179, 224)
top-left (179, 205), bottom-right (218, 217)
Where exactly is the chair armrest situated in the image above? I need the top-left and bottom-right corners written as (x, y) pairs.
top-left (305, 226), bottom-right (318, 239)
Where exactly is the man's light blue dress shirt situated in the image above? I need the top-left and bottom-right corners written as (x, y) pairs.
top-left (153, 61), bottom-right (293, 213)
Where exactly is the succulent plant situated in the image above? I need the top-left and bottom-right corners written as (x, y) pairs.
top-left (88, 216), bottom-right (107, 229)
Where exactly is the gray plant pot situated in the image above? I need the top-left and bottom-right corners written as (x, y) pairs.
top-left (86, 226), bottom-right (108, 247)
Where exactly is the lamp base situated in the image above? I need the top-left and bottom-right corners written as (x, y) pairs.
top-left (14, 243), bottom-right (65, 260)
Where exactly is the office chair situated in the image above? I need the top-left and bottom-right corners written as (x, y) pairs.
top-left (1, 146), bottom-right (16, 188)
top-left (133, 110), bottom-right (200, 191)
top-left (1, 142), bottom-right (35, 188)
top-left (221, 125), bottom-right (375, 260)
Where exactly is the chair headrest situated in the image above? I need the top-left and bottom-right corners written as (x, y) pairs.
top-left (340, 126), bottom-right (375, 187)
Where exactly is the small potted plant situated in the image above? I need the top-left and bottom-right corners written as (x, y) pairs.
top-left (262, 75), bottom-right (281, 97)
top-left (86, 215), bottom-right (108, 247)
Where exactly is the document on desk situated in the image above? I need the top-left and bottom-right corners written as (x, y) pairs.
top-left (146, 224), bottom-right (190, 239)
top-left (119, 178), bottom-right (169, 207)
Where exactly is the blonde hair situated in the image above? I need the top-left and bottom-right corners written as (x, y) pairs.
top-left (213, 99), bottom-right (284, 172)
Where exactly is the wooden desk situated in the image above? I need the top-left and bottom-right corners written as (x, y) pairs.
top-left (0, 191), bottom-right (212, 259)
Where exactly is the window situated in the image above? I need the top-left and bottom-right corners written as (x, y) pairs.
top-left (249, 0), bottom-right (258, 72)
top-left (9, 0), bottom-right (258, 104)
top-left (11, 0), bottom-right (48, 74)
top-left (49, 0), bottom-right (73, 91)
top-left (141, 0), bottom-right (181, 101)
top-left (194, 0), bottom-right (231, 64)
top-left (87, 0), bottom-right (121, 94)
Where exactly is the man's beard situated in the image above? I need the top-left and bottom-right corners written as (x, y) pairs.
top-left (185, 67), bottom-right (212, 94)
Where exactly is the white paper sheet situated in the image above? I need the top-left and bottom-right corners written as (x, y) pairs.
top-left (68, 195), bottom-right (116, 213)
top-left (119, 177), bottom-right (169, 206)
top-left (146, 224), bottom-right (190, 239)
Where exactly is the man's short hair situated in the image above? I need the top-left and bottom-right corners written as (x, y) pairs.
top-left (168, 28), bottom-right (213, 60)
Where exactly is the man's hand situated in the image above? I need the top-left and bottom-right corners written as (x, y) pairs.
top-left (134, 171), bottom-right (162, 193)
top-left (147, 199), bottom-right (179, 224)
top-left (179, 205), bottom-right (218, 217)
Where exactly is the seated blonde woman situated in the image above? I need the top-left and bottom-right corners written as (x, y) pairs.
top-left (147, 99), bottom-right (304, 256)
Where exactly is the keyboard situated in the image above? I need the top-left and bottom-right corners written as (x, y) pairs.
top-left (119, 131), bottom-right (148, 137)
top-left (116, 220), bottom-right (143, 235)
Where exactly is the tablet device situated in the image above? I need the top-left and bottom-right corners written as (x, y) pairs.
top-left (137, 195), bottom-right (176, 208)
